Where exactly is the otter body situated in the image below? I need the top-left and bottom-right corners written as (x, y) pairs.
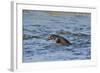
top-left (48, 34), bottom-right (71, 45)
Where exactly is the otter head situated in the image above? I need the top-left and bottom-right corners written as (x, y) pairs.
top-left (48, 34), bottom-right (58, 41)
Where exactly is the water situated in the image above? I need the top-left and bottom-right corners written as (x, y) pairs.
top-left (23, 10), bottom-right (91, 63)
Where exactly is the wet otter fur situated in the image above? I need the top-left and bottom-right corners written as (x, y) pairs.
top-left (48, 34), bottom-right (71, 45)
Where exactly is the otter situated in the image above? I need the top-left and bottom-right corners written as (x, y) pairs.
top-left (48, 34), bottom-right (71, 45)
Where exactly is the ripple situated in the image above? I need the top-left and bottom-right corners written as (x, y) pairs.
top-left (23, 10), bottom-right (91, 62)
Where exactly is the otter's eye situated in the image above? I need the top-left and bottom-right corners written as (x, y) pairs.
top-left (51, 36), bottom-right (54, 39)
top-left (48, 35), bottom-right (52, 40)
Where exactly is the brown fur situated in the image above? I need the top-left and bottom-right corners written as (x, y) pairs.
top-left (48, 34), bottom-right (71, 45)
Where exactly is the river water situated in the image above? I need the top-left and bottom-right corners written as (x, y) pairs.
top-left (23, 10), bottom-right (91, 63)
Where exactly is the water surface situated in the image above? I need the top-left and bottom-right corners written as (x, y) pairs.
top-left (23, 10), bottom-right (91, 63)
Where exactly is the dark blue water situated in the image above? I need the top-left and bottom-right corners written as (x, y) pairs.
top-left (23, 10), bottom-right (91, 63)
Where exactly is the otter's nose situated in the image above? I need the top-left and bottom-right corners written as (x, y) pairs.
top-left (47, 38), bottom-right (51, 40)
top-left (46, 38), bottom-right (51, 41)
